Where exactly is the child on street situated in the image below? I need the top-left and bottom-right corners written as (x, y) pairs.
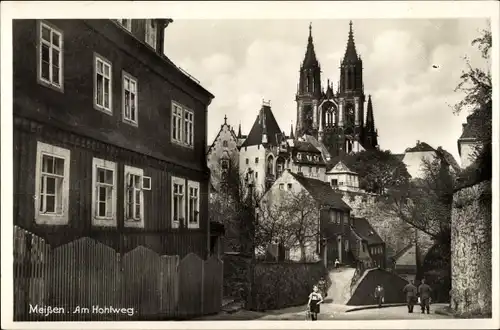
top-left (307, 285), bottom-right (324, 321)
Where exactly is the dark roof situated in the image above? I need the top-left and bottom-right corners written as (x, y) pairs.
top-left (241, 105), bottom-right (283, 147)
top-left (351, 217), bottom-right (384, 246)
top-left (435, 147), bottom-right (461, 172)
top-left (289, 172), bottom-right (351, 211)
top-left (405, 141), bottom-right (435, 153)
top-left (459, 110), bottom-right (483, 140)
top-left (293, 140), bottom-right (322, 153)
top-left (393, 154), bottom-right (405, 162)
top-left (391, 244), bottom-right (414, 261)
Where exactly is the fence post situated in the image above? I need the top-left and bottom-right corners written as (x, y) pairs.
top-left (201, 260), bottom-right (205, 315)
top-left (23, 232), bottom-right (33, 320)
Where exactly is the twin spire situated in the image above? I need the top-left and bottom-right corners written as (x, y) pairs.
top-left (302, 21), bottom-right (359, 68)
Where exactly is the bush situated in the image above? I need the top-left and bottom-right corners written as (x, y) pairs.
top-left (251, 261), bottom-right (329, 311)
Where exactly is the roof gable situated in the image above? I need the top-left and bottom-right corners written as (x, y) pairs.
top-left (288, 171), bottom-right (351, 211)
top-left (206, 123), bottom-right (239, 155)
top-left (405, 141), bottom-right (435, 153)
top-left (327, 160), bottom-right (357, 174)
top-left (241, 105), bottom-right (283, 147)
top-left (351, 217), bottom-right (384, 245)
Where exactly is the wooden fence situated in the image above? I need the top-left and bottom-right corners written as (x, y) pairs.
top-left (13, 226), bottom-right (223, 321)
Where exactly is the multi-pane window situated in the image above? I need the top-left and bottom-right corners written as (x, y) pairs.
top-left (279, 183), bottom-right (284, 190)
top-left (184, 110), bottom-right (194, 146)
top-left (255, 157), bottom-right (259, 164)
top-left (35, 142), bottom-right (70, 225)
top-left (171, 102), bottom-right (194, 147)
top-left (124, 166), bottom-right (149, 227)
top-left (223, 140), bottom-right (228, 148)
top-left (123, 73), bottom-right (138, 125)
top-left (172, 102), bottom-right (183, 142)
top-left (94, 54), bottom-right (112, 112)
top-left (245, 158), bottom-right (249, 165)
top-left (92, 158), bottom-right (117, 226)
top-left (172, 177), bottom-right (185, 228)
top-left (145, 19), bottom-right (157, 48)
top-left (39, 155), bottom-right (65, 214)
top-left (117, 19), bottom-right (132, 31)
top-left (38, 21), bottom-right (63, 89)
top-left (188, 181), bottom-right (200, 229)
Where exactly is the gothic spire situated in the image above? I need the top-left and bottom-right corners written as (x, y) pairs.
top-left (343, 20), bottom-right (358, 63)
top-left (290, 123), bottom-right (295, 139)
top-left (302, 22), bottom-right (319, 68)
top-left (237, 123), bottom-right (242, 138)
top-left (366, 95), bottom-right (375, 129)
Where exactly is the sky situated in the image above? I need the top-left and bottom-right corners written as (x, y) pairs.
top-left (164, 18), bottom-right (491, 163)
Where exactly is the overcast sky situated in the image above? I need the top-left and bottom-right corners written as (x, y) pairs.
top-left (164, 18), bottom-right (490, 162)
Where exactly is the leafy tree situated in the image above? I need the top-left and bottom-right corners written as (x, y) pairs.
top-left (453, 28), bottom-right (492, 184)
top-left (259, 189), bottom-right (320, 262)
top-left (341, 149), bottom-right (411, 194)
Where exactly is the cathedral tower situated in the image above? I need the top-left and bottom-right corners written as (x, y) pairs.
top-left (338, 21), bottom-right (365, 139)
top-left (295, 23), bottom-right (322, 137)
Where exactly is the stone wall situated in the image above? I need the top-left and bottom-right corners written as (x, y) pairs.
top-left (450, 180), bottom-right (492, 317)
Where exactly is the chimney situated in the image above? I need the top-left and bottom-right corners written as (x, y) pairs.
top-left (158, 18), bottom-right (174, 55)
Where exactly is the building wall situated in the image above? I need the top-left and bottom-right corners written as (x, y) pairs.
top-left (450, 180), bottom-right (491, 316)
top-left (239, 145), bottom-right (267, 195)
top-left (207, 124), bottom-right (240, 190)
top-left (402, 151), bottom-right (436, 179)
top-left (260, 171), bottom-right (320, 262)
top-left (13, 20), bottom-right (211, 171)
top-left (459, 141), bottom-right (479, 169)
top-left (13, 19), bottom-right (212, 257)
top-left (395, 245), bottom-right (417, 267)
top-left (290, 163), bottom-right (326, 181)
top-left (14, 124), bottom-right (209, 257)
top-left (326, 172), bottom-right (360, 191)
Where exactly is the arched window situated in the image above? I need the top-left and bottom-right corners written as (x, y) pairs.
top-left (266, 156), bottom-right (274, 175)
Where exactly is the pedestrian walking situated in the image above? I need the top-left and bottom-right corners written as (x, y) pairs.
top-left (307, 285), bottom-right (324, 321)
top-left (403, 280), bottom-right (418, 313)
top-left (417, 278), bottom-right (433, 314)
top-left (334, 258), bottom-right (340, 269)
top-left (318, 277), bottom-right (327, 298)
top-left (374, 284), bottom-right (385, 308)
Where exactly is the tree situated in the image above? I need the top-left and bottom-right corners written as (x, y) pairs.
top-left (341, 149), bottom-right (411, 194)
top-left (453, 28), bottom-right (492, 183)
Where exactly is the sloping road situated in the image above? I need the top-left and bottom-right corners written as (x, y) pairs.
top-left (327, 267), bottom-right (356, 304)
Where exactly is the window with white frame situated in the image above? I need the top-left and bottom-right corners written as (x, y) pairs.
top-left (172, 102), bottom-right (183, 143)
top-left (38, 21), bottom-right (63, 90)
top-left (94, 54), bottom-right (112, 112)
top-left (117, 19), bottom-right (132, 31)
top-left (171, 102), bottom-right (194, 147)
top-left (124, 165), bottom-right (150, 227)
top-left (184, 109), bottom-right (194, 146)
top-left (188, 181), bottom-right (200, 229)
top-left (171, 176), bottom-right (185, 228)
top-left (279, 183), bottom-right (284, 190)
top-left (34, 142), bottom-right (70, 225)
top-left (92, 158), bottom-right (117, 226)
top-left (145, 19), bottom-right (157, 48)
top-left (123, 72), bottom-right (138, 125)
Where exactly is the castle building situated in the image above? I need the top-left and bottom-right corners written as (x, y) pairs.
top-left (295, 22), bottom-right (379, 158)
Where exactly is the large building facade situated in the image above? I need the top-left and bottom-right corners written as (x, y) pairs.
top-left (13, 19), bottom-right (217, 258)
top-left (295, 22), bottom-right (379, 158)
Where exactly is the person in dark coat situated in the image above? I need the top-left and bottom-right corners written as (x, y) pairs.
top-left (374, 285), bottom-right (385, 308)
top-left (418, 278), bottom-right (433, 314)
top-left (403, 280), bottom-right (418, 313)
top-left (307, 285), bottom-right (324, 321)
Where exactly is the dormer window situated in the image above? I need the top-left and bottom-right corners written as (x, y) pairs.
top-left (117, 19), bottom-right (132, 32)
top-left (145, 19), bottom-right (157, 49)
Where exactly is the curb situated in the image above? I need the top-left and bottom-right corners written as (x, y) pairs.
top-left (345, 303), bottom-right (407, 313)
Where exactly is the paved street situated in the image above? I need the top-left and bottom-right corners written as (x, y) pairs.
top-left (259, 303), bottom-right (453, 320)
